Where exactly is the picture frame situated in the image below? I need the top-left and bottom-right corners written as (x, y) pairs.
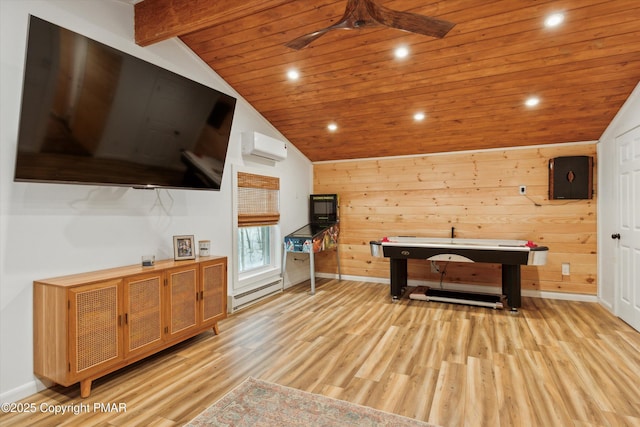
top-left (173, 235), bottom-right (196, 260)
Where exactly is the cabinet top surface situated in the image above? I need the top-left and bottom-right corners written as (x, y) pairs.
top-left (34, 256), bottom-right (226, 287)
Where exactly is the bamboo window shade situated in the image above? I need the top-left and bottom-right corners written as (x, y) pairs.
top-left (237, 172), bottom-right (280, 226)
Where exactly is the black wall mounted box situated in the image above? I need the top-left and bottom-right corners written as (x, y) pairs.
top-left (549, 156), bottom-right (593, 200)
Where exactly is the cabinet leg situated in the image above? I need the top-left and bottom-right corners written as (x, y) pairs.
top-left (212, 323), bottom-right (219, 335)
top-left (80, 379), bottom-right (92, 398)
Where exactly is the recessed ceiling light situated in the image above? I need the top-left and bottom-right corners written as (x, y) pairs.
top-left (287, 69), bottom-right (300, 80)
top-left (413, 112), bottom-right (426, 121)
top-left (394, 46), bottom-right (409, 59)
top-left (327, 123), bottom-right (338, 132)
top-left (544, 13), bottom-right (564, 28)
top-left (525, 97), bottom-right (540, 107)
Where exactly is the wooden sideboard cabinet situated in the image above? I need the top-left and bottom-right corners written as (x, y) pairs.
top-left (33, 256), bottom-right (227, 398)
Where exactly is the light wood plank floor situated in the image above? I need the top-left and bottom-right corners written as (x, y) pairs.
top-left (2, 279), bottom-right (639, 426)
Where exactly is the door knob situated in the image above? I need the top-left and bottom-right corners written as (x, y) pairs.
top-left (611, 233), bottom-right (621, 240)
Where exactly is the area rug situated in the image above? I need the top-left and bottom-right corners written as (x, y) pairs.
top-left (185, 377), bottom-right (437, 426)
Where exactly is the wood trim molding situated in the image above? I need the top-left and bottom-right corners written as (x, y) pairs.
top-left (134, 0), bottom-right (291, 46)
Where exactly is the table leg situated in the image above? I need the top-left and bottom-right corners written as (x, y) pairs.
top-left (282, 243), bottom-right (287, 280)
top-left (502, 264), bottom-right (521, 310)
top-left (310, 251), bottom-right (315, 295)
top-left (390, 258), bottom-right (407, 300)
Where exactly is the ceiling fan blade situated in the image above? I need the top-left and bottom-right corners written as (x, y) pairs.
top-left (285, 0), bottom-right (455, 50)
top-left (366, 1), bottom-right (455, 38)
top-left (285, 20), bottom-right (351, 50)
top-left (286, 0), bottom-right (363, 50)
top-left (286, 28), bottom-right (333, 50)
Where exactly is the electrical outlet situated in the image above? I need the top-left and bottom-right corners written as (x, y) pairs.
top-left (561, 263), bottom-right (570, 276)
top-left (430, 261), bottom-right (440, 273)
top-left (519, 185), bottom-right (527, 195)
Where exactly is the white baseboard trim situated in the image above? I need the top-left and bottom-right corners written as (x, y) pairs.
top-left (1, 379), bottom-right (50, 404)
top-left (316, 272), bottom-right (387, 284)
top-left (316, 273), bottom-right (598, 303)
top-left (597, 297), bottom-right (615, 313)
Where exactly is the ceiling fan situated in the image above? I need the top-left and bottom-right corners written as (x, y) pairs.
top-left (285, 0), bottom-right (456, 50)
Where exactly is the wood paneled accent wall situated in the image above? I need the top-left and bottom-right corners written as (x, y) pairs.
top-left (313, 143), bottom-right (597, 296)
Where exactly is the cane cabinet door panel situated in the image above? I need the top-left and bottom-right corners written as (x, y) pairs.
top-left (68, 279), bottom-right (123, 382)
top-left (123, 272), bottom-right (164, 357)
top-left (165, 264), bottom-right (199, 339)
top-left (200, 258), bottom-right (227, 328)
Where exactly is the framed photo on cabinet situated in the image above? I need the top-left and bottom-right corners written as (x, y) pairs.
top-left (173, 235), bottom-right (196, 260)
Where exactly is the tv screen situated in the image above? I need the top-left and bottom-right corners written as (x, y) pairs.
top-left (14, 16), bottom-right (236, 191)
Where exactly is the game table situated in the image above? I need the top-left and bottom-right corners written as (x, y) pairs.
top-left (370, 237), bottom-right (548, 309)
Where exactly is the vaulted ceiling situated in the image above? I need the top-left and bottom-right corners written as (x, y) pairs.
top-left (134, 0), bottom-right (640, 162)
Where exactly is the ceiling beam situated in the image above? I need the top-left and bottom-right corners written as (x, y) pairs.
top-left (134, 0), bottom-right (291, 46)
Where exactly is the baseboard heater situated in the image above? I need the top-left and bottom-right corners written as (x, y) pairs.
top-left (229, 279), bottom-right (283, 313)
top-left (409, 286), bottom-right (505, 309)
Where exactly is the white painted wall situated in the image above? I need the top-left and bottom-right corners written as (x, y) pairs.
top-left (597, 82), bottom-right (640, 311)
top-left (0, 0), bottom-right (312, 402)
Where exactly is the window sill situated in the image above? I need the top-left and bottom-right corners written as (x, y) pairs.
top-left (237, 265), bottom-right (281, 290)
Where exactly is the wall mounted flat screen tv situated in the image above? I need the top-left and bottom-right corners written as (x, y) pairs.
top-left (14, 15), bottom-right (237, 191)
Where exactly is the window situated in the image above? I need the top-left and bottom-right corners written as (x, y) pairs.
top-left (234, 170), bottom-right (281, 286)
top-left (238, 226), bottom-right (271, 273)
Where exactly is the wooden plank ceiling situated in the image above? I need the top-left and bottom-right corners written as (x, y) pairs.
top-left (134, 0), bottom-right (640, 162)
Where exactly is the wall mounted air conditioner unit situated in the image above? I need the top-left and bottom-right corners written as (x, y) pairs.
top-left (242, 132), bottom-right (287, 161)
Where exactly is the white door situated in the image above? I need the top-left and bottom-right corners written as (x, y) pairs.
top-left (616, 125), bottom-right (640, 331)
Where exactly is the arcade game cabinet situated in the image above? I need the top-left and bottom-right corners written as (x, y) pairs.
top-left (283, 194), bottom-right (340, 294)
